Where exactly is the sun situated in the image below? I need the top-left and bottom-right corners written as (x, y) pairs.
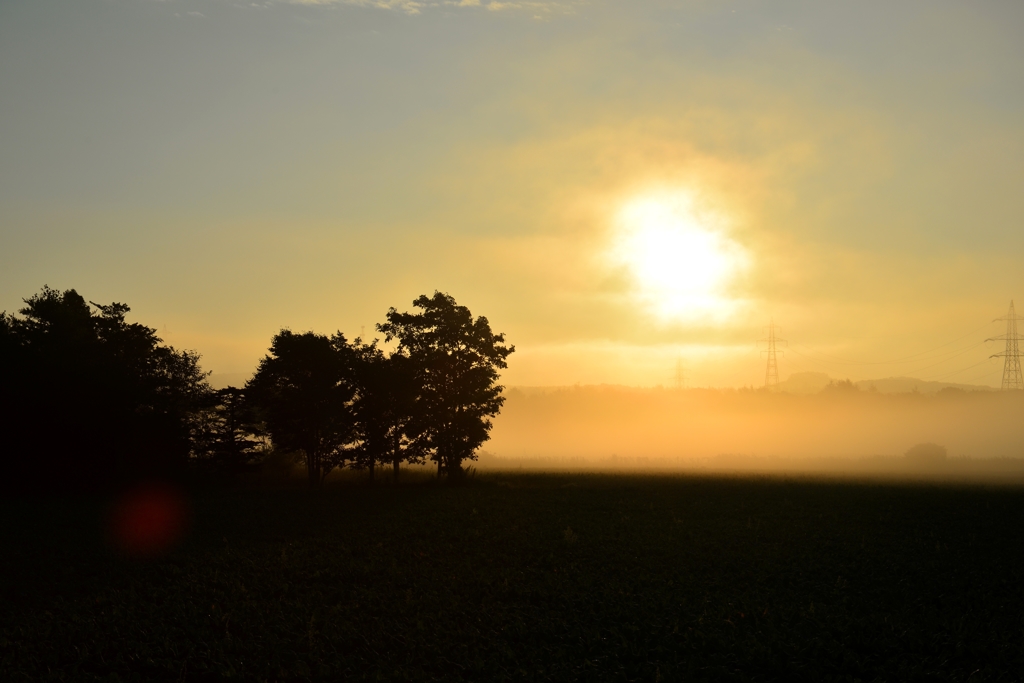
top-left (611, 192), bottom-right (748, 322)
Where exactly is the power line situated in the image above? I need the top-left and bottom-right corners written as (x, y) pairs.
top-left (793, 332), bottom-right (989, 368)
top-left (786, 338), bottom-right (989, 381)
top-left (899, 340), bottom-right (989, 377)
top-left (790, 320), bottom-right (994, 367)
top-left (788, 334), bottom-right (995, 384)
top-left (920, 357), bottom-right (995, 382)
top-left (956, 366), bottom-right (1004, 387)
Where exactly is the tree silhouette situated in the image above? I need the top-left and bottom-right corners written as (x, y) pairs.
top-left (0, 287), bottom-right (210, 490)
top-left (191, 387), bottom-right (266, 474)
top-left (378, 292), bottom-right (513, 478)
top-left (351, 343), bottom-right (425, 482)
top-left (246, 331), bottom-right (359, 488)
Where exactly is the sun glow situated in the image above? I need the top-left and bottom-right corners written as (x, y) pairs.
top-left (612, 193), bottom-right (748, 322)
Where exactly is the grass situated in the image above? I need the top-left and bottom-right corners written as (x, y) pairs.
top-left (2, 472), bottom-right (1024, 681)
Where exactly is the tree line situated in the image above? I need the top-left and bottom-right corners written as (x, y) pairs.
top-left (0, 287), bottom-right (513, 490)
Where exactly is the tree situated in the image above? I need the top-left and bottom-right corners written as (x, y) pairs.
top-left (191, 387), bottom-right (267, 474)
top-left (351, 343), bottom-right (425, 483)
top-left (0, 286), bottom-right (211, 490)
top-left (246, 330), bottom-right (359, 488)
top-left (377, 292), bottom-right (513, 478)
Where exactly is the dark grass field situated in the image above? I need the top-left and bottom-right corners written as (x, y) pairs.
top-left (3, 473), bottom-right (1024, 682)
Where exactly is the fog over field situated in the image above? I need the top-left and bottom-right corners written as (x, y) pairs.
top-left (484, 381), bottom-right (1024, 476)
top-left (206, 370), bottom-right (1024, 476)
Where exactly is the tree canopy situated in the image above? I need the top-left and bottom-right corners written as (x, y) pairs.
top-left (0, 286), bottom-right (513, 490)
top-left (351, 343), bottom-right (424, 482)
top-left (0, 287), bottom-right (210, 489)
top-left (245, 330), bottom-right (359, 488)
top-left (378, 292), bottom-right (514, 477)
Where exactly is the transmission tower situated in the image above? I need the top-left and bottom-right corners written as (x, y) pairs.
top-left (987, 300), bottom-right (1024, 390)
top-left (673, 358), bottom-right (686, 390)
top-left (759, 320), bottom-right (787, 391)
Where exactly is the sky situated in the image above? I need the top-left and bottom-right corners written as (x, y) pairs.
top-left (2, 0), bottom-right (1023, 389)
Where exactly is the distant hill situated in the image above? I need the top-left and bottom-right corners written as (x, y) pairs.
top-left (777, 371), bottom-right (994, 395)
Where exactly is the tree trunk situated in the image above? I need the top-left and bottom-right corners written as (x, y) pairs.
top-left (393, 454), bottom-right (400, 483)
top-left (368, 460), bottom-right (375, 483)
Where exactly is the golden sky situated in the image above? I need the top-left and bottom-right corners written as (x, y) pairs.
top-left (2, 0), bottom-right (1023, 388)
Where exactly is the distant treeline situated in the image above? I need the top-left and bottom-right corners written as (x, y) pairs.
top-left (0, 287), bottom-right (513, 491)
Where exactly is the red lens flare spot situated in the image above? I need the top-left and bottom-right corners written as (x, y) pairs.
top-left (109, 484), bottom-right (188, 557)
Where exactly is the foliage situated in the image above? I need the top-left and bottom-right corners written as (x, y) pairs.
top-left (350, 343), bottom-right (425, 482)
top-left (0, 287), bottom-right (210, 489)
top-left (3, 475), bottom-right (1024, 681)
top-left (246, 330), bottom-right (359, 488)
top-left (0, 286), bottom-right (515, 489)
top-left (378, 292), bottom-right (514, 477)
top-left (823, 378), bottom-right (859, 393)
top-left (190, 387), bottom-right (268, 474)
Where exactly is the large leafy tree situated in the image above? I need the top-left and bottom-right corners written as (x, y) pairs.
top-left (0, 287), bottom-right (210, 489)
top-left (246, 331), bottom-right (359, 488)
top-left (378, 292), bottom-right (513, 477)
top-left (351, 343), bottom-right (425, 482)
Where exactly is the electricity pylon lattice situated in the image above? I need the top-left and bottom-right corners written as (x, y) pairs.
top-left (673, 358), bottom-right (685, 390)
top-left (988, 300), bottom-right (1024, 391)
top-left (759, 320), bottom-right (787, 391)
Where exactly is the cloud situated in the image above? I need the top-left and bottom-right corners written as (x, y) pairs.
top-left (284, 0), bottom-right (580, 15)
top-left (286, 0), bottom-right (423, 13)
top-left (483, 0), bottom-right (580, 12)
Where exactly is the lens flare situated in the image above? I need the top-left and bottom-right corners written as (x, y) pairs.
top-left (109, 483), bottom-right (188, 557)
top-left (612, 193), bottom-right (748, 322)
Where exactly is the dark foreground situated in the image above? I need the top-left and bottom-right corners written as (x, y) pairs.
top-left (3, 473), bottom-right (1023, 682)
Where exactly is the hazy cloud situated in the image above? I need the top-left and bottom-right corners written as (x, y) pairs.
top-left (5, 0), bottom-right (1021, 387)
top-left (285, 0), bottom-right (580, 14)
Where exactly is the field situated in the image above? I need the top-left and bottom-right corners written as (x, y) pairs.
top-left (3, 473), bottom-right (1023, 681)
